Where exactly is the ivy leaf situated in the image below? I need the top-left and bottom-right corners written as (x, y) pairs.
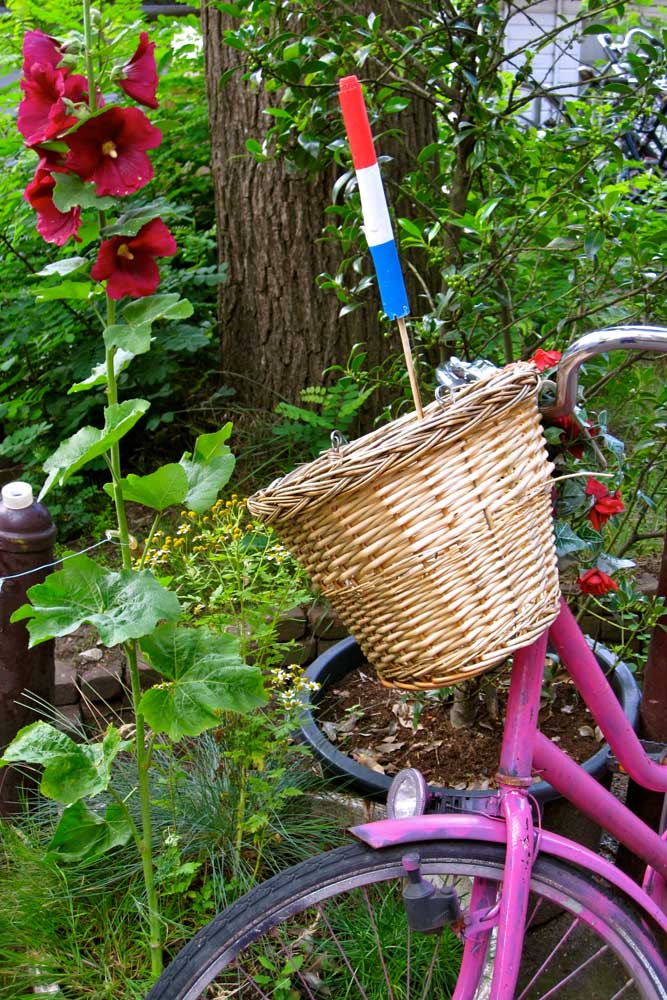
top-left (103, 323), bottom-right (153, 355)
top-left (0, 722), bottom-right (129, 804)
top-left (122, 293), bottom-right (193, 328)
top-left (106, 463), bottom-right (189, 511)
top-left (10, 554), bottom-right (181, 647)
top-left (40, 399), bottom-right (150, 499)
top-left (553, 521), bottom-right (589, 559)
top-left (179, 424), bottom-right (236, 513)
top-left (52, 172), bottom-right (115, 211)
top-left (35, 257), bottom-right (88, 278)
top-left (47, 799), bottom-right (133, 863)
top-left (69, 349), bottom-right (134, 393)
top-left (138, 623), bottom-right (266, 740)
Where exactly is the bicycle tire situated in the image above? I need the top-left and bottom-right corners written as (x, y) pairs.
top-left (146, 839), bottom-right (667, 1000)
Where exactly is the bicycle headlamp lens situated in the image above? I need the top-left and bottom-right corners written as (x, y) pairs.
top-left (387, 768), bottom-right (428, 819)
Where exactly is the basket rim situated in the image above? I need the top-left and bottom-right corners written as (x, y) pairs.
top-left (248, 361), bottom-right (543, 523)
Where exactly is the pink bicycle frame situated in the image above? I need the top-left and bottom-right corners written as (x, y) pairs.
top-left (350, 597), bottom-right (667, 999)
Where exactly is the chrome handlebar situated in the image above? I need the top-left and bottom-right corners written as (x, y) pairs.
top-left (541, 326), bottom-right (667, 418)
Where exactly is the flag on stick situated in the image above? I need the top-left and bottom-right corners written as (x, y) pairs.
top-left (338, 75), bottom-right (423, 416)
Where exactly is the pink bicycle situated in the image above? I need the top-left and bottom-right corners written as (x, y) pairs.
top-left (147, 327), bottom-right (667, 1000)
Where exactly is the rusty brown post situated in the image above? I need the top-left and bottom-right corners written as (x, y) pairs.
top-left (0, 481), bottom-right (56, 814)
top-left (617, 522), bottom-right (667, 881)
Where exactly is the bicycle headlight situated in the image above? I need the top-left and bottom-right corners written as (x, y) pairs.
top-left (387, 768), bottom-right (429, 819)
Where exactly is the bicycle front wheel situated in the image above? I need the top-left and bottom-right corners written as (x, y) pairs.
top-left (147, 839), bottom-right (667, 1000)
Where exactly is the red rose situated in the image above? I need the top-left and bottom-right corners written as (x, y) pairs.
top-left (119, 32), bottom-right (159, 109)
top-left (550, 414), bottom-right (596, 460)
top-left (528, 348), bottom-right (562, 372)
top-left (576, 568), bottom-right (619, 596)
top-left (91, 218), bottom-right (177, 298)
top-left (24, 164), bottom-right (81, 246)
top-left (64, 106), bottom-right (162, 196)
top-left (585, 477), bottom-right (624, 531)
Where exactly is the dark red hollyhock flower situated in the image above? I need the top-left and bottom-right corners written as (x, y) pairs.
top-left (528, 348), bottom-right (561, 372)
top-left (64, 107), bottom-right (162, 196)
top-left (24, 165), bottom-right (81, 246)
top-left (18, 64), bottom-right (89, 145)
top-left (119, 32), bottom-right (159, 109)
top-left (22, 28), bottom-right (64, 74)
top-left (91, 218), bottom-right (177, 299)
top-left (585, 477), bottom-right (624, 531)
top-left (576, 568), bottom-right (619, 596)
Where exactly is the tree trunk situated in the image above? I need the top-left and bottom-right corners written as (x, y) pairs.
top-left (201, 2), bottom-right (436, 411)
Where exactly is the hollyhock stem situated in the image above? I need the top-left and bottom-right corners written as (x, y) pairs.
top-left (104, 292), bottom-right (164, 979)
top-left (82, 0), bottom-right (98, 111)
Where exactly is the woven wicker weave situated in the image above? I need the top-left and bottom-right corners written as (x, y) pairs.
top-left (248, 363), bottom-right (560, 690)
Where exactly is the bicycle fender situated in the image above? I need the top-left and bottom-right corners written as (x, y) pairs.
top-left (349, 813), bottom-right (667, 936)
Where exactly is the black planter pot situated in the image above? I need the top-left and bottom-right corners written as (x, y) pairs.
top-left (299, 636), bottom-right (641, 816)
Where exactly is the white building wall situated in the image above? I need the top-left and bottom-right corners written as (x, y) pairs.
top-left (504, 0), bottom-right (667, 123)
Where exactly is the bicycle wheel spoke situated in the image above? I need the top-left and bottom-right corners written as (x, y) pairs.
top-left (610, 981), bottom-right (636, 999)
top-left (316, 900), bottom-right (372, 1000)
top-left (418, 932), bottom-right (446, 1000)
top-left (516, 917), bottom-right (581, 1000)
top-left (236, 961), bottom-right (273, 999)
top-left (362, 885), bottom-right (396, 1000)
top-left (149, 842), bottom-right (667, 1000)
top-left (533, 944), bottom-right (609, 999)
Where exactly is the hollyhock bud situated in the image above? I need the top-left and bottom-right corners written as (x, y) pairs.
top-left (585, 477), bottom-right (624, 531)
top-left (64, 106), bottom-right (162, 196)
top-left (24, 165), bottom-right (81, 246)
top-left (91, 218), bottom-right (177, 298)
top-left (576, 568), bottom-right (619, 596)
top-left (118, 32), bottom-right (159, 109)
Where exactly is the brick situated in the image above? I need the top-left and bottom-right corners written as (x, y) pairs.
top-left (278, 636), bottom-right (317, 668)
top-left (77, 661), bottom-right (122, 702)
top-left (53, 658), bottom-right (79, 706)
top-left (53, 702), bottom-right (83, 736)
top-left (275, 606), bottom-right (307, 643)
top-left (307, 603), bottom-right (348, 640)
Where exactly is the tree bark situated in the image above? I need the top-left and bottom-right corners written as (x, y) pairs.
top-left (201, 1), bottom-right (436, 410)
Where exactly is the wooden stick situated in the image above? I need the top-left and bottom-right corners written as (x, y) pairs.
top-left (397, 315), bottom-right (424, 419)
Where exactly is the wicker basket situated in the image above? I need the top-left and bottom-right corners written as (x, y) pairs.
top-left (248, 363), bottom-right (560, 690)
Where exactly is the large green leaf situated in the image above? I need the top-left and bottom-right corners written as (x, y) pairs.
top-left (103, 322), bottom-right (153, 355)
top-left (0, 722), bottom-right (129, 804)
top-left (180, 454), bottom-right (236, 513)
top-left (47, 799), bottom-right (132, 862)
top-left (52, 172), bottom-right (115, 211)
top-left (179, 424), bottom-right (236, 513)
top-left (193, 423), bottom-right (233, 462)
top-left (69, 349), bottom-right (135, 393)
top-left (138, 623), bottom-right (266, 740)
top-left (122, 293), bottom-right (193, 328)
top-left (11, 554), bottom-right (181, 646)
top-left (103, 198), bottom-right (182, 238)
top-left (32, 280), bottom-right (93, 302)
top-left (35, 257), bottom-right (89, 278)
top-left (40, 399), bottom-right (150, 498)
top-left (107, 463), bottom-right (189, 511)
